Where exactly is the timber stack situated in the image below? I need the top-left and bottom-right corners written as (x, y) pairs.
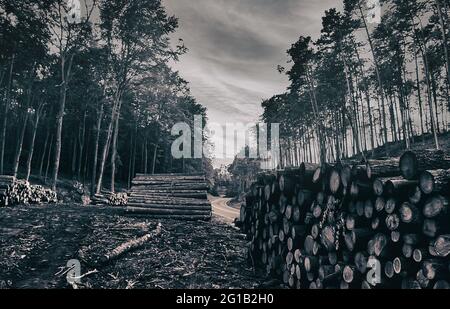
top-left (240, 149), bottom-right (450, 289)
top-left (125, 173), bottom-right (212, 220)
top-left (0, 176), bottom-right (57, 207)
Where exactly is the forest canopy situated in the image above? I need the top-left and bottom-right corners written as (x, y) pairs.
top-left (261, 0), bottom-right (450, 167)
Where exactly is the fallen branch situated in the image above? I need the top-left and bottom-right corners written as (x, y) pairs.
top-left (104, 223), bottom-right (162, 262)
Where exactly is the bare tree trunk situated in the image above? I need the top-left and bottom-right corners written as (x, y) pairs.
top-left (435, 0), bottom-right (450, 89)
top-left (358, 2), bottom-right (388, 153)
top-left (25, 101), bottom-right (44, 181)
top-left (12, 111), bottom-right (30, 177)
top-left (414, 17), bottom-right (440, 149)
top-left (127, 131), bottom-right (134, 189)
top-left (151, 144), bottom-right (158, 175)
top-left (424, 52), bottom-right (440, 149)
top-left (306, 68), bottom-right (326, 164)
top-left (144, 137), bottom-right (148, 174)
top-left (45, 134), bottom-right (54, 183)
top-left (52, 54), bottom-right (74, 191)
top-left (96, 88), bottom-right (123, 195)
top-left (414, 49), bottom-right (425, 136)
top-left (71, 134), bottom-right (77, 178)
top-left (0, 54), bottom-right (15, 175)
top-left (110, 113), bottom-right (119, 193)
top-left (343, 56), bottom-right (362, 157)
top-left (13, 73), bottom-right (34, 178)
top-left (77, 110), bottom-right (87, 180)
top-left (431, 74), bottom-right (441, 133)
top-left (39, 123), bottom-right (50, 177)
top-left (91, 102), bottom-right (103, 196)
top-left (131, 126), bottom-right (137, 182)
top-left (82, 127), bottom-right (91, 186)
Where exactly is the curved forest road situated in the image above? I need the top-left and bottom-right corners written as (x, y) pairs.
top-left (210, 197), bottom-right (240, 224)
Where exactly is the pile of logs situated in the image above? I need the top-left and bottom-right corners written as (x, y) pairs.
top-left (91, 193), bottom-right (111, 206)
top-left (109, 192), bottom-right (128, 206)
top-left (240, 150), bottom-right (450, 289)
top-left (124, 173), bottom-right (212, 220)
top-left (0, 176), bottom-right (57, 207)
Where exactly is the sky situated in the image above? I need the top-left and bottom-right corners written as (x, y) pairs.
top-left (163, 0), bottom-right (343, 167)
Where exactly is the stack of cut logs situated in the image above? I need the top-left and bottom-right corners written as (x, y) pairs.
top-left (109, 192), bottom-right (128, 206)
top-left (91, 192), bottom-right (128, 206)
top-left (240, 149), bottom-right (450, 289)
top-left (124, 173), bottom-right (212, 220)
top-left (0, 176), bottom-right (57, 207)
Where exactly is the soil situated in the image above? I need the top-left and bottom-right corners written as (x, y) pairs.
top-left (0, 204), bottom-right (269, 289)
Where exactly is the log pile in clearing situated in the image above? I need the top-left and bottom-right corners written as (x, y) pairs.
top-left (124, 173), bottom-right (212, 220)
top-left (239, 150), bottom-right (450, 289)
top-left (0, 176), bottom-right (57, 207)
top-left (91, 192), bottom-right (128, 206)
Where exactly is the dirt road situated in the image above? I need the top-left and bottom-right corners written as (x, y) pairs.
top-left (210, 197), bottom-right (240, 224)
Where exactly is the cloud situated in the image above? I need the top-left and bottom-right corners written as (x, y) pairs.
top-left (163, 0), bottom-right (342, 165)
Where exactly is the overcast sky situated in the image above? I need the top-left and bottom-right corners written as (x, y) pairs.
top-left (162, 0), bottom-right (343, 166)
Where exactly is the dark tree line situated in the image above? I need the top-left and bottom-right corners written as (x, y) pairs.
top-left (262, 0), bottom-right (450, 167)
top-left (0, 0), bottom-right (211, 194)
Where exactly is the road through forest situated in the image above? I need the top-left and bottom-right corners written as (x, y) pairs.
top-left (210, 197), bottom-right (240, 224)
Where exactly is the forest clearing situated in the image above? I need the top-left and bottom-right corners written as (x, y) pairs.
top-left (2, 0), bottom-right (450, 292)
top-left (0, 203), bottom-right (266, 289)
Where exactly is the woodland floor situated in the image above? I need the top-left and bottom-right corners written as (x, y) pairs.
top-left (366, 131), bottom-right (450, 159)
top-left (0, 204), bottom-right (268, 289)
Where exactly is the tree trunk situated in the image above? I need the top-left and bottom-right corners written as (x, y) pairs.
top-left (12, 74), bottom-right (34, 178)
top-left (71, 134), bottom-right (77, 178)
top-left (12, 111), bottom-right (30, 177)
top-left (144, 137), bottom-right (148, 174)
top-left (152, 144), bottom-right (158, 175)
top-left (45, 134), bottom-right (54, 182)
top-left (82, 127), bottom-right (91, 185)
top-left (131, 126), bottom-right (137, 184)
top-left (38, 123), bottom-right (50, 177)
top-left (413, 18), bottom-right (440, 149)
top-left (52, 54), bottom-right (74, 191)
top-left (127, 131), bottom-right (134, 189)
top-left (110, 112), bottom-right (119, 193)
top-left (358, 2), bottom-right (388, 154)
top-left (96, 87), bottom-right (123, 194)
top-left (0, 54), bottom-right (15, 175)
top-left (77, 110), bottom-right (87, 180)
top-left (435, 0), bottom-right (450, 90)
top-left (25, 101), bottom-right (44, 181)
top-left (414, 49), bottom-right (425, 136)
top-left (91, 102), bottom-right (104, 196)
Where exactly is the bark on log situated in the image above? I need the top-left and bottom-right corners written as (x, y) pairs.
top-left (399, 202), bottom-right (421, 224)
top-left (126, 203), bottom-right (211, 211)
top-left (384, 179), bottom-right (418, 197)
top-left (125, 207), bottom-right (211, 217)
top-left (423, 195), bottom-right (448, 218)
top-left (431, 235), bottom-right (450, 257)
top-left (104, 223), bottom-right (162, 262)
top-left (400, 150), bottom-right (450, 180)
top-left (419, 169), bottom-right (450, 195)
top-left (366, 158), bottom-right (400, 179)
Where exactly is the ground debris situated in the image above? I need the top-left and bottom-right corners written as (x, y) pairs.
top-left (0, 204), bottom-right (265, 289)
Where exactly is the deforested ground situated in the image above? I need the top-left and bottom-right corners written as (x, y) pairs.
top-left (0, 204), bottom-right (268, 289)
